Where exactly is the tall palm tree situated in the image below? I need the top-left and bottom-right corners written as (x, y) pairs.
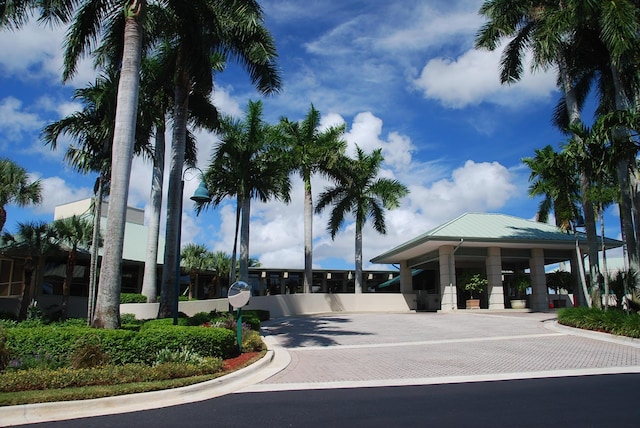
top-left (1, 221), bottom-right (57, 321)
top-left (138, 51), bottom-right (217, 304)
top-left (279, 104), bottom-right (347, 293)
top-left (0, 158), bottom-right (42, 232)
top-left (522, 145), bottom-right (580, 230)
top-left (315, 147), bottom-right (409, 293)
top-left (51, 215), bottom-right (97, 320)
top-left (156, 1), bottom-right (281, 319)
top-left (42, 69), bottom-right (153, 323)
top-left (476, 0), bottom-right (603, 304)
top-left (202, 100), bottom-right (291, 284)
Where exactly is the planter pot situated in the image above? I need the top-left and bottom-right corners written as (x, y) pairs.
top-left (510, 299), bottom-right (526, 309)
top-left (466, 299), bottom-right (480, 309)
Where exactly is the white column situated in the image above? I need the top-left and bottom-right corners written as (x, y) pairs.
top-left (486, 247), bottom-right (504, 310)
top-left (529, 248), bottom-right (548, 310)
top-left (399, 261), bottom-right (413, 294)
top-left (439, 245), bottom-right (457, 311)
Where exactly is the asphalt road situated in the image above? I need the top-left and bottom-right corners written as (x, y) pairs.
top-left (21, 373), bottom-right (640, 427)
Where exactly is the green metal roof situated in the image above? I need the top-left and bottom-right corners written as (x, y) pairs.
top-left (371, 212), bottom-right (623, 265)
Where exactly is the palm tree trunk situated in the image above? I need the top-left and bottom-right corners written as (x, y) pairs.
top-left (611, 63), bottom-right (640, 287)
top-left (354, 221), bottom-right (363, 294)
top-left (600, 204), bottom-right (610, 310)
top-left (159, 80), bottom-right (189, 318)
top-left (229, 198), bottom-right (241, 287)
top-left (61, 249), bottom-right (76, 320)
top-left (303, 177), bottom-right (313, 293)
top-left (18, 258), bottom-right (35, 321)
top-left (88, 181), bottom-right (103, 325)
top-left (239, 197), bottom-right (251, 282)
top-left (141, 121), bottom-right (166, 303)
top-left (93, 11), bottom-right (143, 329)
top-left (558, 51), bottom-right (598, 307)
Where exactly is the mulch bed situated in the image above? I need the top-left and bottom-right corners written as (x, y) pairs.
top-left (222, 352), bottom-right (260, 371)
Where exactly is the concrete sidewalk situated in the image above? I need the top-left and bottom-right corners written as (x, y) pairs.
top-left (3, 311), bottom-right (640, 426)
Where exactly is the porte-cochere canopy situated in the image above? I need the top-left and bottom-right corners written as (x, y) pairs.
top-left (371, 213), bottom-right (623, 311)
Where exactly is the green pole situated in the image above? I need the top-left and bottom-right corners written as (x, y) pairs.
top-left (236, 308), bottom-right (242, 352)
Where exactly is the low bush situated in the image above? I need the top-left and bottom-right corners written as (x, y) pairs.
top-left (243, 309), bottom-right (270, 322)
top-left (558, 307), bottom-right (640, 338)
top-left (0, 359), bottom-right (223, 392)
top-left (120, 293), bottom-right (148, 304)
top-left (242, 330), bottom-right (264, 353)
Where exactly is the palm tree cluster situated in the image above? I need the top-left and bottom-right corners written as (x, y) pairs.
top-left (476, 0), bottom-right (640, 307)
top-left (1, 1), bottom-right (410, 328)
top-left (1, 1), bottom-right (280, 328)
top-left (199, 100), bottom-right (409, 295)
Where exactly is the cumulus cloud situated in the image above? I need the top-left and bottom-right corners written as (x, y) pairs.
top-left (33, 176), bottom-right (93, 214)
top-left (0, 97), bottom-right (43, 144)
top-left (413, 48), bottom-right (558, 108)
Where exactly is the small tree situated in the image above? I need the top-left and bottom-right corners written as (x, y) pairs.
top-left (459, 272), bottom-right (488, 299)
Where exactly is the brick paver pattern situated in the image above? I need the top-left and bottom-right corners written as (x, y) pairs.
top-left (259, 312), bottom-right (640, 385)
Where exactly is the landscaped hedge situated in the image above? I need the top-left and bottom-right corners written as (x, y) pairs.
top-left (120, 293), bottom-right (148, 304)
top-left (557, 307), bottom-right (640, 338)
top-left (5, 323), bottom-right (238, 370)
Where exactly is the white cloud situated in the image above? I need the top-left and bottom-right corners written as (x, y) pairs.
top-left (413, 48), bottom-right (558, 108)
top-left (0, 97), bottom-right (43, 144)
top-left (33, 176), bottom-right (93, 214)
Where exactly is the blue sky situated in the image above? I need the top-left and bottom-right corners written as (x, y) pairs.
top-left (0, 0), bottom-right (621, 271)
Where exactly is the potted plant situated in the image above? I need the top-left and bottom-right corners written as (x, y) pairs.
top-left (510, 274), bottom-right (529, 309)
top-left (459, 272), bottom-right (487, 309)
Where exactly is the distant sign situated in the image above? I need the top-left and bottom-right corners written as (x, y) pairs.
top-left (228, 281), bottom-right (251, 308)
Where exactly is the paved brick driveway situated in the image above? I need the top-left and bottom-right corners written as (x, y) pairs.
top-left (247, 311), bottom-right (640, 391)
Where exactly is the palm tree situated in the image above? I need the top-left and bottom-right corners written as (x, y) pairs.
top-left (156, 1), bottom-right (281, 319)
top-left (315, 147), bottom-right (409, 293)
top-left (1, 221), bottom-right (57, 321)
top-left (209, 251), bottom-right (232, 297)
top-left (202, 100), bottom-right (291, 284)
top-left (138, 52), bottom-right (217, 304)
top-left (279, 104), bottom-right (347, 293)
top-left (522, 145), bottom-right (580, 230)
top-left (475, 0), bottom-right (603, 305)
top-left (0, 158), bottom-right (42, 232)
top-left (51, 215), bottom-right (97, 320)
top-left (41, 69), bottom-right (153, 323)
top-left (180, 243), bottom-right (213, 299)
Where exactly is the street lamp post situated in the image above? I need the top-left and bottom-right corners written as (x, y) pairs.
top-left (173, 167), bottom-right (212, 325)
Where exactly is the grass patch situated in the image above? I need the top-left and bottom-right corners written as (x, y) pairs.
top-left (557, 307), bottom-right (640, 338)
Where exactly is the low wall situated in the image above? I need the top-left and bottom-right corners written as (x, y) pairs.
top-left (244, 293), bottom-right (417, 318)
top-left (2, 293), bottom-right (417, 320)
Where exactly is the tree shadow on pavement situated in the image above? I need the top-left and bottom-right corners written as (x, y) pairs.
top-left (261, 316), bottom-right (373, 348)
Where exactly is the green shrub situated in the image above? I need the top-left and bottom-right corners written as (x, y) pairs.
top-left (242, 330), bottom-right (264, 352)
top-left (120, 293), bottom-right (148, 304)
top-left (0, 359), bottom-right (224, 392)
top-left (558, 307), bottom-right (640, 338)
top-left (69, 334), bottom-right (108, 369)
top-left (154, 346), bottom-right (204, 366)
top-left (243, 309), bottom-right (270, 322)
top-left (0, 326), bottom-right (9, 371)
top-left (187, 312), bottom-right (214, 326)
top-left (133, 326), bottom-right (237, 363)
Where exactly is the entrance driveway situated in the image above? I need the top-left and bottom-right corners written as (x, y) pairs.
top-left (243, 311), bottom-right (640, 392)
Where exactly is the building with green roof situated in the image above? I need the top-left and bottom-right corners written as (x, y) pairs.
top-left (371, 213), bottom-right (623, 311)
